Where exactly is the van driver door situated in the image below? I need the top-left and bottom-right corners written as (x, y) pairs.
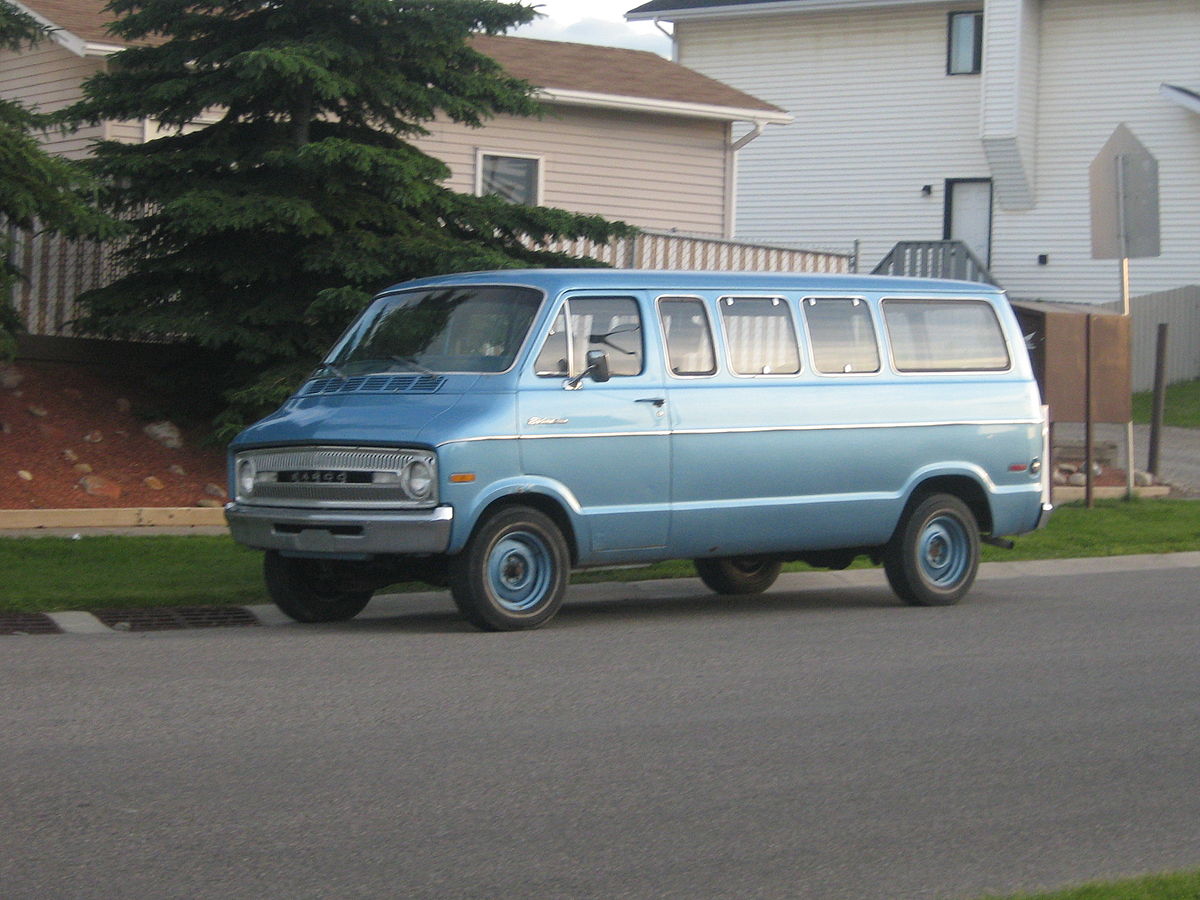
top-left (519, 293), bottom-right (670, 555)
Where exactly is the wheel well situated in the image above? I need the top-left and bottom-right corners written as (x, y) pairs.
top-left (907, 475), bottom-right (993, 534)
top-left (474, 493), bottom-right (580, 565)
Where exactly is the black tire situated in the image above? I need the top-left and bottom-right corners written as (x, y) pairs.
top-left (263, 551), bottom-right (373, 623)
top-left (449, 506), bottom-right (569, 631)
top-left (884, 493), bottom-right (980, 606)
top-left (694, 556), bottom-right (782, 595)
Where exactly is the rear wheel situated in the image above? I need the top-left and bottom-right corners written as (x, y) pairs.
top-left (884, 493), bottom-right (980, 606)
top-left (449, 506), bottom-right (569, 631)
top-left (694, 556), bottom-right (782, 595)
top-left (263, 552), bottom-right (373, 623)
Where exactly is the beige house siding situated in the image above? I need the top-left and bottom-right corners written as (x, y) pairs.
top-left (419, 104), bottom-right (732, 237)
top-left (0, 39), bottom-right (104, 158)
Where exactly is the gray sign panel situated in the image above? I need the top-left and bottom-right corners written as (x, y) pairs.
top-left (1090, 124), bottom-right (1160, 259)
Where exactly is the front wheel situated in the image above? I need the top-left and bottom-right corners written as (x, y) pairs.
top-left (449, 506), bottom-right (570, 631)
top-left (884, 493), bottom-right (980, 606)
top-left (694, 556), bottom-right (782, 595)
top-left (263, 552), bottom-right (373, 623)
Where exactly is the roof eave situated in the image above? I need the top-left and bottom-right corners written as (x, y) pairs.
top-left (538, 87), bottom-right (792, 125)
top-left (1160, 83), bottom-right (1200, 116)
top-left (627, 0), bottom-right (933, 22)
top-left (9, 0), bottom-right (121, 58)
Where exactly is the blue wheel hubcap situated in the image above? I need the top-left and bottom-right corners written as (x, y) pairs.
top-left (488, 531), bottom-right (553, 612)
top-left (918, 515), bottom-right (970, 588)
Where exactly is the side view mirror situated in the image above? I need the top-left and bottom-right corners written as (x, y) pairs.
top-left (585, 349), bottom-right (611, 383)
top-left (565, 350), bottom-right (611, 389)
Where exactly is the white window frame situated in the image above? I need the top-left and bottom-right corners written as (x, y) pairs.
top-left (475, 150), bottom-right (544, 206)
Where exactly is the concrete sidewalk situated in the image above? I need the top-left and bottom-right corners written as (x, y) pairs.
top-left (12, 551), bottom-right (1200, 636)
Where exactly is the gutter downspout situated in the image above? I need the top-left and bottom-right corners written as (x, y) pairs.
top-left (731, 121), bottom-right (765, 152)
top-left (653, 18), bottom-right (677, 62)
top-left (724, 122), bottom-right (766, 238)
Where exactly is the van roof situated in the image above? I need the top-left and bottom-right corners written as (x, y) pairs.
top-left (381, 269), bottom-right (1004, 297)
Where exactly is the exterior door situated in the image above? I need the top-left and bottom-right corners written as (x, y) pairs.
top-left (945, 178), bottom-right (993, 265)
top-left (519, 292), bottom-right (670, 555)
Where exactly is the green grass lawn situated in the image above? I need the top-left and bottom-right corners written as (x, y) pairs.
top-left (1132, 377), bottom-right (1200, 428)
top-left (2, 498), bottom-right (1197, 614)
top-left (971, 868), bottom-right (1200, 900)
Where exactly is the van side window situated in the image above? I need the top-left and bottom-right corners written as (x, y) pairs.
top-left (883, 299), bottom-right (1010, 371)
top-left (802, 297), bottom-right (881, 374)
top-left (536, 296), bottom-right (643, 378)
top-left (659, 297), bottom-right (717, 376)
top-left (719, 296), bottom-right (801, 375)
top-left (534, 309), bottom-right (569, 376)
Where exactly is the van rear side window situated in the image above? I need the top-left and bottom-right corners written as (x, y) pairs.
top-left (883, 299), bottom-right (1010, 372)
top-left (719, 296), bottom-right (801, 375)
top-left (659, 297), bottom-right (717, 376)
top-left (802, 297), bottom-right (881, 374)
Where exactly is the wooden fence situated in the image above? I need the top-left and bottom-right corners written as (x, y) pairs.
top-left (1099, 285), bottom-right (1200, 391)
top-left (7, 226), bottom-right (853, 339)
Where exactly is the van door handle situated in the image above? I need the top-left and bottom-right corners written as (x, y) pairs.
top-left (636, 398), bottom-right (666, 408)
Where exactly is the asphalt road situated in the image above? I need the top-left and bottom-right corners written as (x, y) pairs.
top-left (3, 562), bottom-right (1199, 899)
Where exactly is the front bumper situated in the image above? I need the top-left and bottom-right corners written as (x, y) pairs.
top-left (225, 502), bottom-right (453, 557)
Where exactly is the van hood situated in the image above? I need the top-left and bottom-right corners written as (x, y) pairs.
top-left (232, 383), bottom-right (475, 450)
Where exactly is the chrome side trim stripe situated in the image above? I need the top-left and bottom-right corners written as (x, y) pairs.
top-left (438, 418), bottom-right (1042, 446)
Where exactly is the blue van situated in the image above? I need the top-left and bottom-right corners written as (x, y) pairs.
top-left (226, 270), bottom-right (1051, 630)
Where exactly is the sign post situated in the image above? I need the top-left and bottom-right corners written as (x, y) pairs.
top-left (1089, 124), bottom-right (1160, 498)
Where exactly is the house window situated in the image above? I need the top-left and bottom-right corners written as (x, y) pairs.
top-left (478, 152), bottom-right (541, 205)
top-left (947, 11), bottom-right (983, 75)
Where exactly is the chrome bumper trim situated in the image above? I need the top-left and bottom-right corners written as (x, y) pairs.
top-left (224, 503), bottom-right (452, 556)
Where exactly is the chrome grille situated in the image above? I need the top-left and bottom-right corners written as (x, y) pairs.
top-left (236, 446), bottom-right (437, 509)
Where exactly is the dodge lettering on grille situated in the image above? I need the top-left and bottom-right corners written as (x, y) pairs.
top-left (278, 470), bottom-right (372, 484)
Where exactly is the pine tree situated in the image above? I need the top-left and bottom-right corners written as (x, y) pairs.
top-left (0, 1), bottom-right (110, 360)
top-left (65, 0), bottom-right (631, 435)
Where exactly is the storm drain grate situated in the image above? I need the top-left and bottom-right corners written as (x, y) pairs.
top-left (177, 606), bottom-right (259, 629)
top-left (0, 612), bottom-right (63, 636)
top-left (94, 606), bottom-right (260, 632)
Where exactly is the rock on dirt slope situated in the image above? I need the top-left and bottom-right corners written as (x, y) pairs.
top-left (1, 360), bottom-right (228, 510)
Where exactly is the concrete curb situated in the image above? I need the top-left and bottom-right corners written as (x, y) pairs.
top-left (0, 507), bottom-right (227, 530)
top-left (19, 551), bottom-right (1200, 636)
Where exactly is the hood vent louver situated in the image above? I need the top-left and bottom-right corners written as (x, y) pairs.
top-left (300, 374), bottom-right (446, 397)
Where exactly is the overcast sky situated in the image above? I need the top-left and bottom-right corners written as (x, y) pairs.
top-left (511, 0), bottom-right (674, 56)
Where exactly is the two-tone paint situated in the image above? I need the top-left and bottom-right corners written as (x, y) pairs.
top-left (226, 269), bottom-right (1051, 572)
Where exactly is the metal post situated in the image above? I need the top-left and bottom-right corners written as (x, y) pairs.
top-left (1115, 155), bottom-right (1135, 498)
top-left (1148, 322), bottom-right (1169, 476)
top-left (1085, 314), bottom-right (1095, 509)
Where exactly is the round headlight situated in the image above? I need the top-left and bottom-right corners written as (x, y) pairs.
top-left (402, 459), bottom-right (433, 501)
top-left (237, 458), bottom-right (256, 496)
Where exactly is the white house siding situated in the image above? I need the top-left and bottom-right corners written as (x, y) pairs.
top-left (980, 0), bottom-right (1037, 209)
top-left (676, 0), bottom-right (1200, 305)
top-left (0, 40), bottom-right (104, 158)
top-left (1011, 0), bottom-right (1200, 303)
top-left (418, 104), bottom-right (732, 237)
top-left (677, 3), bottom-right (988, 268)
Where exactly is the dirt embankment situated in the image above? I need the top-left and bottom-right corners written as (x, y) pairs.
top-left (1, 360), bottom-right (228, 510)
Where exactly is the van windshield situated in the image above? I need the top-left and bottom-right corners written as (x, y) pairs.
top-left (328, 286), bottom-right (543, 375)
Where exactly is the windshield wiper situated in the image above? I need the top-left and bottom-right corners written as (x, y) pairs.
top-left (312, 362), bottom-right (348, 380)
top-left (389, 355), bottom-right (436, 375)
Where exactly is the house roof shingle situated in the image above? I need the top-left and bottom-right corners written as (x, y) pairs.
top-left (14, 0), bottom-right (785, 119)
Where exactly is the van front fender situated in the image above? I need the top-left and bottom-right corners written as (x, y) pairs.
top-left (446, 476), bottom-right (589, 556)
